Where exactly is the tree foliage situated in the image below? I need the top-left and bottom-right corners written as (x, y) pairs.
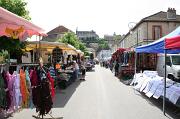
top-left (0, 36), bottom-right (27, 63)
top-left (98, 38), bottom-right (110, 50)
top-left (79, 42), bottom-right (88, 53)
top-left (59, 32), bottom-right (79, 49)
top-left (59, 32), bottom-right (88, 54)
top-left (0, 0), bottom-right (31, 20)
top-left (0, 0), bottom-right (30, 63)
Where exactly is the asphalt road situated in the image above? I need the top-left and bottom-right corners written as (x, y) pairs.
top-left (8, 65), bottom-right (180, 119)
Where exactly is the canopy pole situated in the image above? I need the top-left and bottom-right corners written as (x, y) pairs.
top-left (39, 35), bottom-right (41, 58)
top-left (135, 52), bottom-right (137, 77)
top-left (133, 52), bottom-right (137, 89)
top-left (163, 50), bottom-right (167, 115)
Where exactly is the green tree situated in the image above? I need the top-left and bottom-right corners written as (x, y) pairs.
top-left (79, 42), bottom-right (88, 53)
top-left (0, 36), bottom-right (27, 63)
top-left (98, 38), bottom-right (110, 50)
top-left (59, 32), bottom-right (79, 49)
top-left (0, 0), bottom-right (31, 63)
top-left (59, 32), bottom-right (88, 55)
top-left (0, 0), bottom-right (31, 20)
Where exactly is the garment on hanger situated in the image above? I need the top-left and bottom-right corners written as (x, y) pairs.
top-left (7, 72), bottom-right (16, 111)
top-left (36, 66), bottom-right (53, 116)
top-left (20, 69), bottom-right (29, 108)
top-left (13, 71), bottom-right (22, 109)
top-left (30, 69), bottom-right (41, 110)
top-left (2, 71), bottom-right (10, 110)
top-left (47, 72), bottom-right (55, 100)
top-left (0, 73), bottom-right (6, 109)
top-left (25, 68), bottom-right (33, 108)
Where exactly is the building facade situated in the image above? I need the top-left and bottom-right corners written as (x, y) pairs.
top-left (43, 25), bottom-right (73, 42)
top-left (104, 34), bottom-right (120, 53)
top-left (76, 30), bottom-right (99, 44)
top-left (120, 8), bottom-right (180, 48)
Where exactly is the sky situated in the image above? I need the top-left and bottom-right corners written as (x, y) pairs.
top-left (25, 0), bottom-right (180, 37)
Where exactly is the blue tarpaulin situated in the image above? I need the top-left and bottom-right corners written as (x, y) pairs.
top-left (135, 26), bottom-right (180, 115)
top-left (135, 26), bottom-right (180, 53)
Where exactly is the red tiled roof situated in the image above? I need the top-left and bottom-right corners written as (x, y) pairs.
top-left (47, 25), bottom-right (73, 35)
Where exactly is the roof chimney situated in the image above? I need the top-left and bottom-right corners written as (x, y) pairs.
top-left (167, 8), bottom-right (176, 20)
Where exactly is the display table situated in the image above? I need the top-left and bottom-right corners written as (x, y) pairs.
top-left (120, 65), bottom-right (134, 80)
top-left (55, 69), bottom-right (74, 89)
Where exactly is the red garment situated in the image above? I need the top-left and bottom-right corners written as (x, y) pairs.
top-left (47, 72), bottom-right (55, 99)
top-left (30, 69), bottom-right (41, 108)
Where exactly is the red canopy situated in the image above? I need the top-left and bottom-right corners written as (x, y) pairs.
top-left (0, 7), bottom-right (47, 40)
top-left (165, 35), bottom-right (180, 49)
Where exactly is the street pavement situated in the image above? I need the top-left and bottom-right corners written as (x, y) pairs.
top-left (8, 65), bottom-right (180, 119)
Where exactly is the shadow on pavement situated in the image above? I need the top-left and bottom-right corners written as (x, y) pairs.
top-left (53, 81), bottom-right (81, 108)
top-left (136, 92), bottom-right (180, 119)
top-left (86, 69), bottom-right (95, 72)
top-left (117, 76), bottom-right (180, 119)
top-left (32, 115), bottom-right (63, 119)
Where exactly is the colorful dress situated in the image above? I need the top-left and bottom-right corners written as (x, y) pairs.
top-left (30, 69), bottom-right (41, 109)
top-left (13, 71), bottom-right (22, 109)
top-left (20, 69), bottom-right (29, 108)
top-left (47, 72), bottom-right (55, 100)
top-left (7, 72), bottom-right (15, 111)
top-left (25, 69), bottom-right (33, 108)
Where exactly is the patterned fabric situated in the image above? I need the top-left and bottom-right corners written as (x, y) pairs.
top-left (25, 69), bottom-right (33, 108)
top-left (47, 72), bottom-right (55, 100)
top-left (36, 67), bottom-right (53, 116)
top-left (13, 71), bottom-right (22, 109)
top-left (6, 72), bottom-right (16, 111)
top-left (49, 67), bottom-right (55, 78)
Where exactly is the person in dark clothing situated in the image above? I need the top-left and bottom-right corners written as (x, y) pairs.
top-left (115, 61), bottom-right (119, 77)
top-left (80, 65), bottom-right (86, 81)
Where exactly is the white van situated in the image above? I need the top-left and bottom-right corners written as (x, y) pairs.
top-left (156, 54), bottom-right (180, 80)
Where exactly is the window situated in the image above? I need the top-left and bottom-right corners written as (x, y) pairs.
top-left (171, 56), bottom-right (180, 65)
top-left (152, 26), bottom-right (162, 40)
top-left (166, 56), bottom-right (171, 66)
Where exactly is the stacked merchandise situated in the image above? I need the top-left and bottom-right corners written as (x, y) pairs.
top-left (0, 66), bottom-right (54, 118)
top-left (131, 70), bottom-right (180, 106)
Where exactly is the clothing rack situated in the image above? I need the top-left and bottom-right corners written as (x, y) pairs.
top-left (0, 63), bottom-right (56, 119)
top-left (32, 113), bottom-right (57, 119)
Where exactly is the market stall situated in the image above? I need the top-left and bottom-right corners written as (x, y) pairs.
top-left (24, 41), bottom-right (78, 64)
top-left (135, 26), bottom-right (180, 114)
top-left (0, 7), bottom-right (56, 119)
top-left (0, 7), bottom-right (46, 39)
top-left (120, 48), bottom-right (135, 80)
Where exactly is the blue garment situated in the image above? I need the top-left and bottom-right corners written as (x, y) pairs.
top-left (49, 67), bottom-right (55, 78)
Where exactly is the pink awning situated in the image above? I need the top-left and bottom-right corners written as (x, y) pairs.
top-left (165, 35), bottom-right (180, 49)
top-left (0, 7), bottom-right (47, 40)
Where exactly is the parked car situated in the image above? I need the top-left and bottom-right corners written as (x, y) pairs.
top-left (156, 54), bottom-right (180, 81)
top-left (85, 61), bottom-right (94, 71)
